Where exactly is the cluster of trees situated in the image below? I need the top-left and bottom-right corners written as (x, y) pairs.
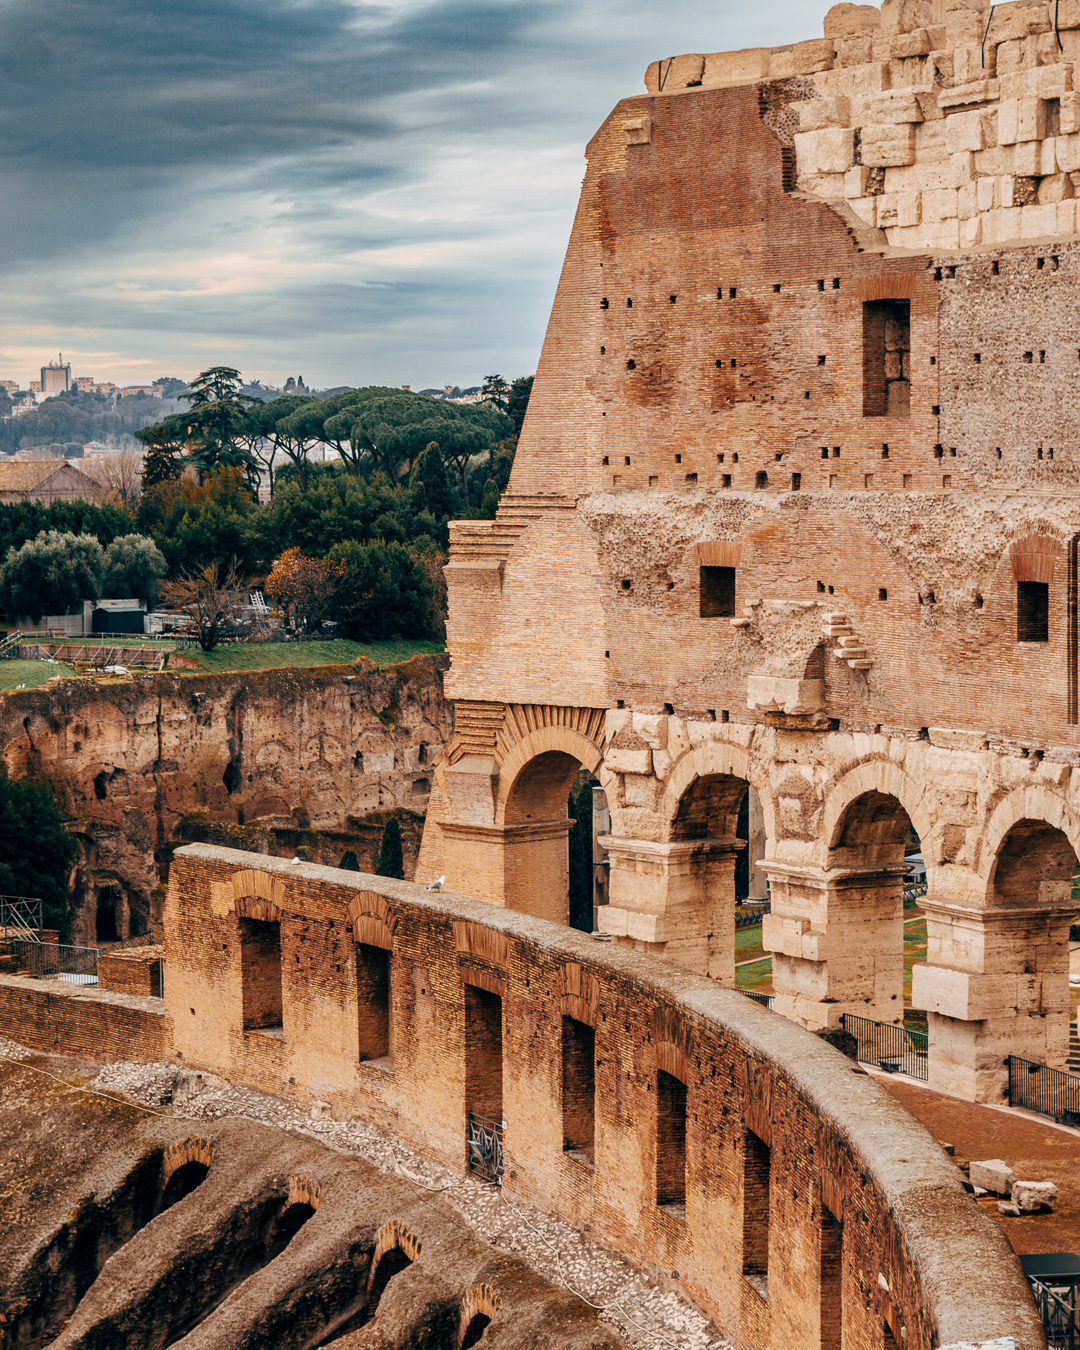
top-left (0, 389), bottom-right (187, 455)
top-left (0, 366), bottom-right (533, 646)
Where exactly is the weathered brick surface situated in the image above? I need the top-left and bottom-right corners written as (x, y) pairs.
top-left (0, 972), bottom-right (165, 1060)
top-left (98, 945), bottom-right (163, 998)
top-left (152, 846), bottom-right (1040, 1350)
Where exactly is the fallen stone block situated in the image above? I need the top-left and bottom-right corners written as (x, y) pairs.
top-left (1012, 1179), bottom-right (1057, 1212)
top-left (969, 1159), bottom-right (1016, 1194)
top-left (997, 1200), bottom-right (1021, 1217)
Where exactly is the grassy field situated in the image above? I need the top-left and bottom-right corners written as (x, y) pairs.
top-left (189, 638), bottom-right (444, 673)
top-left (0, 659), bottom-right (80, 691)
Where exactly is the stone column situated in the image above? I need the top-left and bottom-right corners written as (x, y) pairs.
top-left (438, 818), bottom-right (574, 925)
top-left (597, 835), bottom-right (744, 981)
top-left (761, 859), bottom-right (907, 1030)
top-left (913, 895), bottom-right (1074, 1103)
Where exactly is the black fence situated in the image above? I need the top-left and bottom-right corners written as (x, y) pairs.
top-left (903, 882), bottom-right (927, 908)
top-left (1030, 1279), bottom-right (1077, 1350)
top-left (735, 903), bottom-right (770, 931)
top-left (841, 1013), bottom-right (928, 1080)
top-left (12, 940), bottom-right (99, 984)
top-left (739, 989), bottom-right (776, 1010)
top-left (1006, 1056), bottom-right (1080, 1127)
top-left (466, 1113), bottom-right (505, 1185)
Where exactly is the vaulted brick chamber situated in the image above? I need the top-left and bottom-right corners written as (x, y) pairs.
top-left (420, 0), bottom-right (1080, 1105)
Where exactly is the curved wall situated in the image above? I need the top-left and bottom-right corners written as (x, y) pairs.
top-left (165, 845), bottom-right (1043, 1350)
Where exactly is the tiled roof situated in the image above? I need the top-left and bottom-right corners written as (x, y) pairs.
top-left (0, 460), bottom-right (96, 491)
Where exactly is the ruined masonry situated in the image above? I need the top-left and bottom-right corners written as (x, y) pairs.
top-left (417, 0), bottom-right (1080, 1104)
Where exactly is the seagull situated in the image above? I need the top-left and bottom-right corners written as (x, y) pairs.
top-left (290, 856), bottom-right (301, 866)
top-left (425, 875), bottom-right (446, 892)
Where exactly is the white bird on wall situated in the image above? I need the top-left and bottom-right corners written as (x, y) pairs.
top-left (425, 875), bottom-right (446, 892)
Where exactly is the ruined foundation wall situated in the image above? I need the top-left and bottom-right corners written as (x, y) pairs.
top-left (0, 656), bottom-right (451, 943)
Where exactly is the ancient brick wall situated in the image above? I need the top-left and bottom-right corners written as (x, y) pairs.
top-left (0, 656), bottom-right (450, 943)
top-left (0, 971), bottom-right (165, 1060)
top-left (156, 846), bottom-right (1040, 1350)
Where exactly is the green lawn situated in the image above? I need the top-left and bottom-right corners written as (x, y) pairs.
top-left (189, 638), bottom-right (444, 672)
top-left (0, 658), bottom-right (79, 690)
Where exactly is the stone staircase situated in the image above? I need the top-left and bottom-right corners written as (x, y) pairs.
top-left (824, 611), bottom-right (873, 671)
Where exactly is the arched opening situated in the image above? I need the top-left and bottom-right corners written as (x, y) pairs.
top-left (368, 1245), bottom-right (413, 1316)
top-left (266, 1200), bottom-right (316, 1261)
top-left (96, 887), bottom-right (119, 942)
top-left (502, 750), bottom-right (593, 927)
top-left (668, 772), bottom-right (753, 985)
top-left (462, 1313), bottom-right (491, 1348)
top-left (985, 819), bottom-right (1077, 1071)
top-left (159, 1159), bottom-right (209, 1213)
top-left (819, 790), bottom-right (920, 1029)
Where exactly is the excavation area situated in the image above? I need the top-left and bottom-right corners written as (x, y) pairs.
top-left (0, 1044), bottom-right (641, 1350)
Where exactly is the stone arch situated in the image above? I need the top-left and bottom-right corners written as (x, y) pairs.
top-left (976, 783), bottom-right (1080, 882)
top-left (458, 1284), bottom-right (501, 1349)
top-left (347, 891), bottom-right (397, 950)
top-left (821, 759), bottom-right (932, 862)
top-left (162, 1135), bottom-right (216, 1185)
top-left (229, 868), bottom-right (287, 922)
top-left (658, 741), bottom-right (775, 845)
top-left (495, 724), bottom-right (609, 826)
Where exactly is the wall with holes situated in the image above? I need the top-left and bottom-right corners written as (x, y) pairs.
top-left (160, 845), bottom-right (1040, 1350)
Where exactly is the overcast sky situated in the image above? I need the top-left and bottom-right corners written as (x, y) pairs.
top-left (0, 0), bottom-right (822, 390)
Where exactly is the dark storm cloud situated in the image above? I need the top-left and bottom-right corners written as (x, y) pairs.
top-left (0, 0), bottom-right (820, 386)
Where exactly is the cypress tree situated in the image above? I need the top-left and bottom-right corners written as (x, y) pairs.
top-left (375, 817), bottom-right (405, 880)
top-left (338, 849), bottom-right (361, 872)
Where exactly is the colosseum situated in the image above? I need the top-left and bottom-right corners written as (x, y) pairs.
top-left (2, 2), bottom-right (1078, 1347)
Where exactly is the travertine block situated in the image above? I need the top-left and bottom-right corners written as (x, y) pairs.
top-left (1037, 172), bottom-right (1074, 202)
top-left (997, 98), bottom-right (1021, 143)
top-left (973, 146), bottom-right (1012, 174)
top-left (952, 45), bottom-right (994, 84)
top-left (880, 0), bottom-right (933, 32)
top-left (1017, 97), bottom-right (1047, 142)
top-left (976, 174), bottom-right (997, 210)
top-left (938, 77), bottom-right (1000, 107)
top-left (701, 48), bottom-right (771, 87)
top-left (952, 149), bottom-right (976, 182)
top-left (890, 28), bottom-right (932, 58)
top-left (606, 746), bottom-right (652, 776)
top-left (992, 4), bottom-right (1052, 43)
top-left (1012, 1179), bottom-right (1058, 1211)
top-left (868, 88), bottom-right (927, 122)
top-left (957, 182), bottom-right (978, 216)
top-left (1023, 64), bottom-right (1072, 99)
top-left (1039, 136), bottom-right (1059, 175)
top-left (995, 39), bottom-right (1023, 76)
top-left (836, 33), bottom-right (876, 64)
top-left (800, 172), bottom-right (848, 197)
top-left (799, 97), bottom-right (852, 131)
top-left (771, 38), bottom-right (836, 79)
top-left (845, 164), bottom-right (872, 196)
top-left (924, 186), bottom-right (960, 218)
top-left (959, 214), bottom-right (983, 245)
top-left (985, 204), bottom-right (1024, 241)
top-left (1061, 91), bottom-right (1080, 133)
top-left (1013, 139), bottom-right (1041, 175)
top-left (947, 109), bottom-right (988, 151)
top-left (897, 189), bottom-right (922, 224)
top-left (877, 192), bottom-right (900, 224)
top-left (1058, 197), bottom-right (1078, 230)
top-left (795, 127), bottom-right (857, 174)
top-left (1058, 0), bottom-right (1080, 27)
top-left (824, 3), bottom-right (881, 37)
top-left (861, 122), bottom-right (918, 165)
top-left (644, 53), bottom-right (704, 93)
top-left (1022, 200), bottom-right (1060, 234)
top-left (969, 1159), bottom-right (1016, 1195)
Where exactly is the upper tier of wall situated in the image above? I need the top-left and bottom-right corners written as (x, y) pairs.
top-left (164, 844), bottom-right (1043, 1350)
top-left (645, 0), bottom-right (1080, 253)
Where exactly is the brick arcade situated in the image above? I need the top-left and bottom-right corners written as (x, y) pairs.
top-left (418, 0), bottom-right (1080, 1105)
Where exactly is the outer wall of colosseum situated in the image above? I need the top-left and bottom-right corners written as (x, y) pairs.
top-left (419, 1), bottom-right (1080, 1104)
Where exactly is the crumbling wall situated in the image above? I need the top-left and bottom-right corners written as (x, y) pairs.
top-left (0, 656), bottom-right (451, 942)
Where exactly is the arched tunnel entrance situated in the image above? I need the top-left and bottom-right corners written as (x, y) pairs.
top-left (502, 750), bottom-right (593, 929)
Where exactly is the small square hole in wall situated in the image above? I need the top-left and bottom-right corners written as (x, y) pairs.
top-left (975, 594), bottom-right (984, 609)
top-left (666, 581), bottom-right (675, 591)
top-left (773, 284), bottom-right (781, 293)
top-left (732, 452), bottom-right (739, 463)
top-left (1038, 448), bottom-right (1044, 459)
top-left (829, 473), bottom-right (838, 488)
top-left (649, 475), bottom-right (658, 487)
top-left (930, 355), bottom-right (937, 365)
top-left (879, 588), bottom-right (888, 601)
top-left (828, 585), bottom-right (835, 594)
top-left (675, 453), bottom-right (682, 463)
top-left (664, 702), bottom-right (674, 714)
top-left (624, 456), bottom-right (631, 464)
top-left (729, 287), bottom-right (737, 299)
top-left (791, 473), bottom-right (802, 490)
top-left (601, 297), bottom-right (609, 308)
top-left (716, 360), bottom-right (724, 368)
top-left (707, 709), bottom-right (716, 722)
top-left (600, 346), bottom-right (606, 355)
top-left (602, 456), bottom-right (609, 465)
top-left (717, 453), bottom-right (725, 463)
top-left (817, 355), bottom-right (826, 366)
top-left (1040, 350), bottom-right (1047, 363)
top-left (627, 298), bottom-right (633, 307)
top-left (617, 700), bottom-right (625, 709)
top-left (832, 447), bottom-right (840, 458)
top-left (686, 473), bottom-right (698, 484)
top-left (864, 473), bottom-right (874, 488)
top-left (932, 405), bottom-right (940, 415)
top-left (942, 474), bottom-right (952, 487)
top-left (605, 650), bottom-right (610, 657)
top-left (721, 710), bottom-right (730, 723)
top-left (949, 447), bottom-right (956, 457)
top-left (804, 390), bottom-right (811, 399)
top-left (832, 278), bottom-right (840, 289)
top-left (670, 295), bottom-right (677, 304)
top-left (817, 580), bottom-right (825, 593)
top-left (903, 473), bottom-right (912, 488)
top-left (1038, 257), bottom-right (1046, 270)
top-left (996, 447), bottom-right (1002, 458)
top-left (730, 358), bottom-right (737, 368)
top-left (821, 447), bottom-right (829, 459)
top-left (974, 353), bottom-right (981, 363)
top-left (775, 452), bottom-right (782, 461)
top-left (882, 445), bottom-right (890, 458)
top-left (1049, 448), bottom-right (1055, 459)
top-left (612, 474), bottom-right (622, 486)
top-left (817, 279), bottom-right (825, 291)
top-left (992, 261), bottom-right (1000, 275)
top-left (934, 267), bottom-right (943, 281)
top-left (722, 474), bottom-right (732, 488)
top-left (934, 445), bottom-right (944, 458)
top-left (621, 579), bottom-right (631, 590)
top-left (627, 359), bottom-right (636, 369)
top-left (1024, 351), bottom-right (1033, 363)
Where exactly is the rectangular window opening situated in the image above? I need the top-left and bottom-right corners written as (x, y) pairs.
top-left (240, 916), bottom-right (283, 1035)
top-left (700, 565), bottom-right (736, 618)
top-left (656, 1069), bottom-right (687, 1216)
top-left (862, 298), bottom-right (910, 417)
top-left (357, 942), bottom-right (392, 1064)
top-left (820, 1206), bottom-right (843, 1350)
top-left (561, 1017), bottom-right (595, 1165)
top-left (742, 1129), bottom-right (771, 1295)
top-left (1017, 580), bottom-right (1049, 643)
top-left (465, 983), bottom-right (503, 1123)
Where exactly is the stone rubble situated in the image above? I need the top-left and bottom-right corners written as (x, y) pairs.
top-left (88, 1057), bottom-right (729, 1350)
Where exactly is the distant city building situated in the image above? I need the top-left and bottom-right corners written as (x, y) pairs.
top-left (118, 385), bottom-right (158, 397)
top-left (95, 383), bottom-right (117, 396)
top-left (40, 355), bottom-right (71, 395)
top-left (29, 381), bottom-right (41, 394)
top-left (74, 377), bottom-right (95, 392)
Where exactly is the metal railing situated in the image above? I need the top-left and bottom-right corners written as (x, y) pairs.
top-left (735, 903), bottom-right (770, 930)
top-left (1029, 1279), bottom-right (1077, 1350)
top-left (13, 940), bottom-right (98, 984)
top-left (841, 1013), bottom-right (928, 1081)
top-left (467, 1113), bottom-right (505, 1185)
top-left (1006, 1055), bottom-right (1080, 1126)
top-left (739, 989), bottom-right (776, 1010)
top-left (0, 895), bottom-right (43, 941)
top-left (903, 882), bottom-right (927, 907)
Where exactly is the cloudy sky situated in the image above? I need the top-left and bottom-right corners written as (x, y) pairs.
top-left (0, 0), bottom-right (821, 390)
